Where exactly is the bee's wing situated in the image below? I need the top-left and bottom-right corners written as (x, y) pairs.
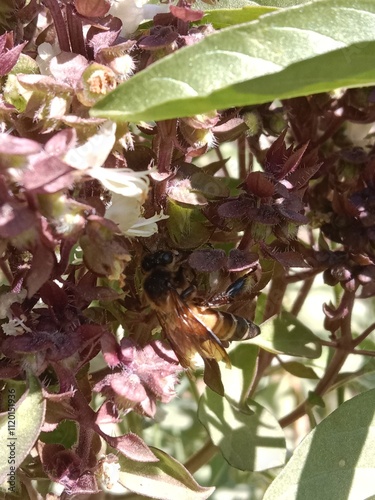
top-left (155, 289), bottom-right (230, 369)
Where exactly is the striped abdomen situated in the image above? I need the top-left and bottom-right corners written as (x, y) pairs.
top-left (193, 307), bottom-right (260, 342)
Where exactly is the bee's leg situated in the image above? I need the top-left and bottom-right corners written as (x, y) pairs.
top-left (226, 275), bottom-right (247, 298)
top-left (204, 277), bottom-right (247, 307)
top-left (180, 285), bottom-right (197, 300)
top-left (206, 272), bottom-right (257, 307)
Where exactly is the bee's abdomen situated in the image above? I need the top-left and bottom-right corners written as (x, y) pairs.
top-left (195, 309), bottom-right (260, 342)
top-left (218, 313), bottom-right (260, 341)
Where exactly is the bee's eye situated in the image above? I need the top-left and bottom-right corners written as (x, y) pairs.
top-left (142, 251), bottom-right (174, 272)
top-left (160, 251), bottom-right (174, 265)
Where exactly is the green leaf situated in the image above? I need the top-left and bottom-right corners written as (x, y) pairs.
top-left (167, 200), bottom-right (211, 249)
top-left (40, 420), bottom-right (77, 448)
top-left (225, 344), bottom-right (259, 403)
top-left (280, 361), bottom-right (319, 379)
top-left (91, 0), bottom-right (375, 122)
top-left (264, 389), bottom-right (375, 500)
top-left (0, 376), bottom-right (45, 485)
top-left (306, 390), bottom-right (325, 408)
top-left (198, 6), bottom-right (278, 29)
top-left (253, 311), bottom-right (322, 358)
top-left (198, 389), bottom-right (286, 471)
top-left (118, 447), bottom-right (214, 499)
top-left (331, 358), bottom-right (375, 392)
top-left (254, 0), bottom-right (315, 6)
top-left (194, 0), bottom-right (264, 9)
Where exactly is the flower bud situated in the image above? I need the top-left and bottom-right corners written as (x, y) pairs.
top-left (76, 63), bottom-right (117, 107)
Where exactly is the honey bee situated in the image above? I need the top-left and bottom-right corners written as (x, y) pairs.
top-left (142, 251), bottom-right (260, 380)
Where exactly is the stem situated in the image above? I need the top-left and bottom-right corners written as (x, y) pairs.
top-left (76, 426), bottom-right (95, 470)
top-left (249, 269), bottom-right (287, 396)
top-left (184, 439), bottom-right (219, 474)
top-left (279, 348), bottom-right (348, 428)
top-left (320, 340), bottom-right (375, 357)
top-left (279, 291), bottom-right (355, 428)
top-left (353, 322), bottom-right (375, 347)
top-left (291, 276), bottom-right (315, 316)
top-left (352, 349), bottom-right (375, 357)
top-left (42, 0), bottom-right (71, 52)
top-left (66, 4), bottom-right (87, 57)
top-left (216, 147), bottom-right (229, 176)
top-left (155, 120), bottom-right (178, 173)
top-left (237, 134), bottom-right (247, 179)
top-left (238, 226), bottom-right (254, 250)
top-left (284, 268), bottom-right (321, 283)
top-left (263, 267), bottom-right (287, 321)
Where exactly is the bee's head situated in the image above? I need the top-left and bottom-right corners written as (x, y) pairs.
top-left (141, 251), bottom-right (175, 273)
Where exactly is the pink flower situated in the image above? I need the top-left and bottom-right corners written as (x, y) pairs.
top-left (94, 338), bottom-right (183, 417)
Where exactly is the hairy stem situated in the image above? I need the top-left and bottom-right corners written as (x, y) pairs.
top-left (42, 0), bottom-right (71, 52)
top-left (66, 4), bottom-right (87, 57)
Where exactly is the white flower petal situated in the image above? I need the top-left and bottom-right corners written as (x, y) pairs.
top-left (89, 167), bottom-right (150, 198)
top-left (64, 121), bottom-right (116, 169)
top-left (109, 0), bottom-right (170, 36)
top-left (106, 193), bottom-right (168, 237)
top-left (109, 0), bottom-right (146, 35)
top-left (124, 210), bottom-right (169, 237)
top-left (106, 193), bottom-right (141, 233)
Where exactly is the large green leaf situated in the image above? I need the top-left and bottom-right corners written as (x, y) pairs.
top-left (91, 0), bottom-right (375, 122)
top-left (264, 388), bottom-right (375, 500)
top-left (118, 447), bottom-right (214, 499)
top-left (198, 389), bottom-right (286, 471)
top-left (0, 376), bottom-right (45, 487)
top-left (197, 6), bottom-right (277, 29)
top-left (252, 311), bottom-right (322, 358)
top-left (254, 0), bottom-right (316, 6)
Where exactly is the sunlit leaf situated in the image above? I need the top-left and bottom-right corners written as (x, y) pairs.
top-left (224, 344), bottom-right (259, 403)
top-left (118, 447), bottom-right (214, 499)
top-left (0, 376), bottom-right (45, 485)
top-left (331, 358), bottom-right (375, 392)
top-left (253, 311), bottom-right (322, 358)
top-left (280, 361), bottom-right (319, 379)
top-left (264, 389), bottom-right (375, 500)
top-left (197, 6), bottom-right (277, 29)
top-left (91, 0), bottom-right (375, 122)
top-left (198, 389), bottom-right (286, 471)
